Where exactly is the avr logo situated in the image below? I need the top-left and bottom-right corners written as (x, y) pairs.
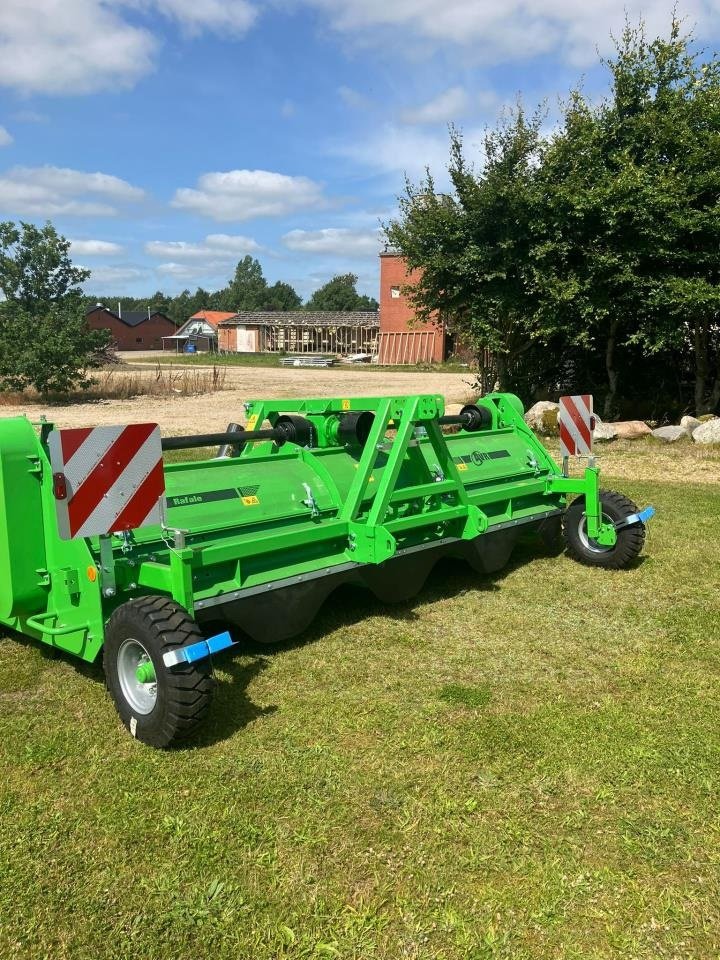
top-left (454, 449), bottom-right (511, 469)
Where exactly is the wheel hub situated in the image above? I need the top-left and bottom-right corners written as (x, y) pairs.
top-left (117, 638), bottom-right (158, 715)
top-left (578, 511), bottom-right (614, 553)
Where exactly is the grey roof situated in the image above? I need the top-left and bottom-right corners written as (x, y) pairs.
top-left (118, 310), bottom-right (156, 327)
top-left (86, 306), bottom-right (171, 327)
top-left (221, 311), bottom-right (379, 328)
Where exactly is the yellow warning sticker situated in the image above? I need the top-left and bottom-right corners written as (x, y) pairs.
top-left (246, 414), bottom-right (258, 430)
top-left (457, 462), bottom-right (468, 472)
top-left (341, 399), bottom-right (351, 410)
top-left (242, 495), bottom-right (260, 506)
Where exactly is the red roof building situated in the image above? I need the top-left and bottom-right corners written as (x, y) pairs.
top-left (162, 310), bottom-right (236, 351)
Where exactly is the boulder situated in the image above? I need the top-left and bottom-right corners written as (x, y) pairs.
top-left (593, 421), bottom-right (617, 441)
top-left (611, 420), bottom-right (652, 439)
top-left (692, 418), bottom-right (720, 444)
top-left (698, 414), bottom-right (719, 423)
top-left (524, 401), bottom-right (559, 435)
top-left (680, 415), bottom-right (702, 436)
top-left (651, 425), bottom-right (686, 442)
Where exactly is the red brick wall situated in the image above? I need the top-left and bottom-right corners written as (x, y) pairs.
top-left (378, 254), bottom-right (445, 363)
top-left (86, 309), bottom-right (176, 350)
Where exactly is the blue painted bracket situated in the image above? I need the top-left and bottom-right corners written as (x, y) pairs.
top-left (615, 505), bottom-right (655, 530)
top-left (163, 630), bottom-right (237, 669)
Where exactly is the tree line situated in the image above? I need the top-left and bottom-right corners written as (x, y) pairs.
top-left (0, 224), bottom-right (379, 394)
top-left (89, 257), bottom-right (378, 326)
top-left (387, 19), bottom-right (720, 418)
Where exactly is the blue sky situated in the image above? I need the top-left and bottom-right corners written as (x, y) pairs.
top-left (0, 1), bottom-right (718, 304)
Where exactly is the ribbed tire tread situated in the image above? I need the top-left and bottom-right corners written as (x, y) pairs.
top-left (563, 489), bottom-right (646, 570)
top-left (104, 596), bottom-right (214, 748)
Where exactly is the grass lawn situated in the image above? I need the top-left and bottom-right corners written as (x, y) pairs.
top-left (1, 448), bottom-right (719, 958)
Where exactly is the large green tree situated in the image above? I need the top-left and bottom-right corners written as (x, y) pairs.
top-left (220, 256), bottom-right (270, 311)
top-left (386, 112), bottom-right (547, 391)
top-left (537, 20), bottom-right (720, 415)
top-left (0, 221), bottom-right (88, 309)
top-left (305, 273), bottom-right (378, 311)
top-left (0, 221), bottom-right (108, 394)
top-left (635, 22), bottom-right (720, 413)
top-left (266, 280), bottom-right (302, 311)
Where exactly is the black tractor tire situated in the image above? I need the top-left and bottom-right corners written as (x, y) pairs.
top-left (563, 489), bottom-right (646, 570)
top-left (536, 514), bottom-right (563, 555)
top-left (104, 596), bottom-right (214, 748)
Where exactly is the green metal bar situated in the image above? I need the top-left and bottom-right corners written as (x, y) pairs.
top-left (384, 505), bottom-right (469, 535)
top-left (366, 396), bottom-right (420, 527)
top-left (193, 520), bottom-right (349, 566)
top-left (423, 419), bottom-right (472, 506)
top-left (136, 560), bottom-right (173, 592)
top-left (388, 479), bottom-right (457, 503)
top-left (169, 546), bottom-right (194, 612)
top-left (338, 398), bottom-right (392, 522)
top-left (546, 475), bottom-right (590, 495)
top-left (25, 613), bottom-right (90, 638)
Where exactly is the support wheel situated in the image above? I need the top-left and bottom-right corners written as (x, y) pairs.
top-left (563, 490), bottom-right (646, 570)
top-left (104, 596), bottom-right (214, 748)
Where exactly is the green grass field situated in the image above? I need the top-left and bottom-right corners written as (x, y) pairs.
top-left (1, 449), bottom-right (719, 958)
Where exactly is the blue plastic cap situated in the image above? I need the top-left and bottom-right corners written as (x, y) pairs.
top-left (638, 506), bottom-right (655, 523)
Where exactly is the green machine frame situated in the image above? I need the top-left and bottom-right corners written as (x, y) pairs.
top-left (0, 392), bottom-right (652, 745)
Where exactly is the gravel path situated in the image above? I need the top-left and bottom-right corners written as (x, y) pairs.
top-left (0, 366), bottom-right (474, 433)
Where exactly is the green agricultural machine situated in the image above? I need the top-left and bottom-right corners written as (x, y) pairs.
top-left (0, 393), bottom-right (653, 747)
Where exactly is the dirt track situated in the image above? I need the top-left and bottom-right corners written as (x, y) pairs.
top-left (0, 366), bottom-right (474, 433)
top-left (3, 365), bottom-right (717, 484)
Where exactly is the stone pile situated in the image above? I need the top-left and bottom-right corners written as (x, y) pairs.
top-left (521, 401), bottom-right (719, 444)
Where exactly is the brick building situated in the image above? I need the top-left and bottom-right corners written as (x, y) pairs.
top-left (377, 252), bottom-right (445, 364)
top-left (86, 305), bottom-right (176, 350)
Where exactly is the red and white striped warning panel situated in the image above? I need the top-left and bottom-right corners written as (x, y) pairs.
top-left (48, 423), bottom-right (166, 540)
top-left (559, 395), bottom-right (594, 457)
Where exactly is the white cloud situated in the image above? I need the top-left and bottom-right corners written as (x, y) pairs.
top-left (70, 239), bottom-right (124, 256)
top-left (297, 0), bottom-right (713, 67)
top-left (336, 123), bottom-right (458, 182)
top-left (147, 234), bottom-right (261, 285)
top-left (282, 227), bottom-right (381, 257)
top-left (338, 86), bottom-right (371, 110)
top-left (0, 0), bottom-right (709, 99)
top-left (0, 0), bottom-right (155, 95)
top-left (155, 262), bottom-right (199, 277)
top-left (400, 87), bottom-right (469, 125)
top-left (0, 166), bottom-right (144, 217)
top-left (154, 260), bottom-right (234, 283)
top-left (171, 169), bottom-right (326, 221)
top-left (146, 233), bottom-right (260, 260)
top-left (83, 264), bottom-right (150, 287)
top-left (150, 0), bottom-right (256, 34)
top-left (0, 0), bottom-right (257, 96)
top-left (0, 126), bottom-right (13, 147)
